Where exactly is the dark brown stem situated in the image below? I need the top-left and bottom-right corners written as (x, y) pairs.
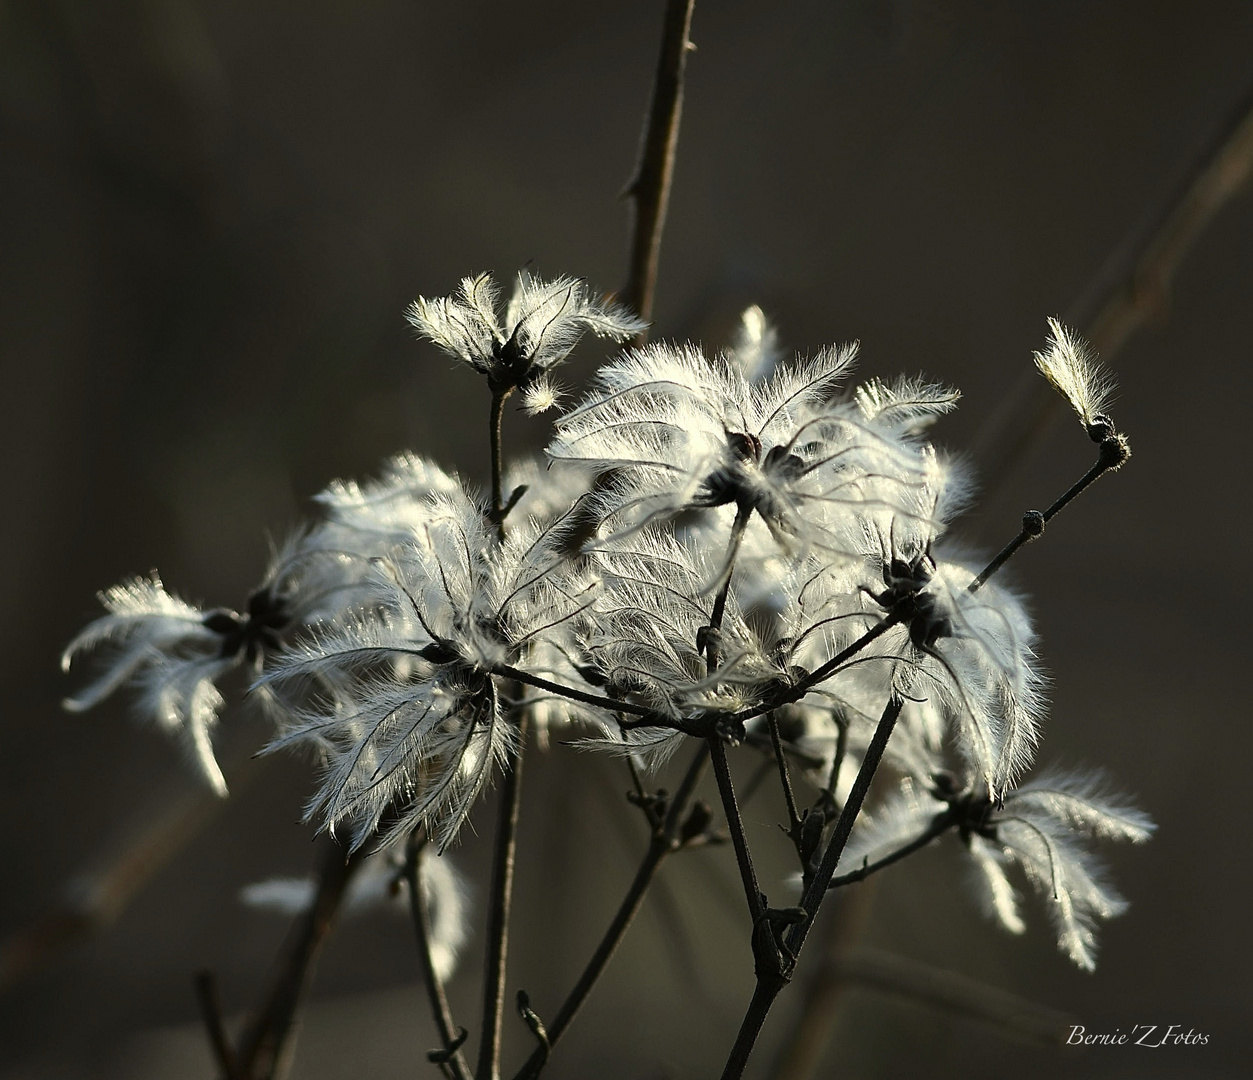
top-left (828, 813), bottom-right (955, 889)
top-left (619, 0), bottom-right (697, 334)
top-left (970, 446), bottom-right (1121, 592)
top-left (705, 502), bottom-right (753, 673)
top-left (195, 970), bottom-right (241, 1080)
top-left (766, 712), bottom-right (802, 838)
top-left (708, 735), bottom-right (766, 927)
top-left (510, 743), bottom-right (709, 1080)
top-left (406, 832), bottom-right (472, 1080)
top-left (234, 835), bottom-right (366, 1080)
top-left (477, 715), bottom-right (529, 1080)
top-left (719, 697), bottom-right (905, 1080)
top-left (489, 390), bottom-right (511, 539)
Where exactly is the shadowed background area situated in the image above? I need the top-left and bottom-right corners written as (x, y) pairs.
top-left (2, 1), bottom-right (1251, 1077)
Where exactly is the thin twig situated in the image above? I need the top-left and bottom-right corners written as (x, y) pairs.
top-left (718, 697), bottom-right (905, 1080)
top-left (708, 736), bottom-right (767, 927)
top-left (406, 832), bottom-right (472, 1080)
top-left (619, 0), bottom-right (697, 333)
top-left (195, 970), bottom-right (241, 1080)
top-left (477, 715), bottom-right (529, 1080)
top-left (766, 713), bottom-right (802, 838)
top-left (835, 947), bottom-right (1074, 1045)
top-left (511, 743), bottom-right (709, 1080)
top-left (828, 813), bottom-right (955, 889)
top-left (234, 835), bottom-right (367, 1080)
top-left (489, 390), bottom-right (511, 538)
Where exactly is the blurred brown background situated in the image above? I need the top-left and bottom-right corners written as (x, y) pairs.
top-left (2, 1), bottom-right (1251, 1077)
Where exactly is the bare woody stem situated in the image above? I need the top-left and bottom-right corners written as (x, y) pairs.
top-left (233, 836), bottom-right (367, 1080)
top-left (969, 434), bottom-right (1128, 592)
top-left (718, 697), bottom-right (906, 1080)
top-left (827, 812), bottom-right (956, 889)
top-left (708, 736), bottom-right (767, 927)
top-left (477, 713), bottom-right (529, 1080)
top-left (489, 390), bottom-right (511, 539)
top-left (195, 971), bottom-right (241, 1080)
top-left (511, 743), bottom-right (710, 1080)
top-left (406, 832), bottom-right (472, 1080)
top-left (619, 0), bottom-right (697, 334)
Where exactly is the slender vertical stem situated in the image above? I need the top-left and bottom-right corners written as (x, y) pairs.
top-left (489, 390), bottom-right (511, 539)
top-left (718, 697), bottom-right (905, 1080)
top-left (510, 743), bottom-right (709, 1080)
top-left (708, 736), bottom-right (766, 926)
top-left (195, 970), bottom-right (241, 1080)
top-left (704, 502), bottom-right (753, 672)
top-left (234, 836), bottom-right (366, 1080)
top-left (477, 715), bottom-right (529, 1080)
top-left (620, 0), bottom-right (697, 333)
top-left (766, 712), bottom-right (801, 837)
top-left (407, 833), bottom-right (472, 1080)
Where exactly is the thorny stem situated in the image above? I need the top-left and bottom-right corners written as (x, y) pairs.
top-left (511, 744), bottom-right (709, 1080)
top-left (620, 0), bottom-right (697, 335)
top-left (718, 697), bottom-right (906, 1080)
top-left (406, 832), bottom-right (472, 1080)
top-left (234, 836), bottom-right (367, 1080)
top-left (477, 715), bottom-right (529, 1080)
top-left (970, 441), bottom-right (1124, 592)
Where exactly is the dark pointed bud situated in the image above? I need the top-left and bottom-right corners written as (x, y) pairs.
top-left (1085, 413), bottom-right (1116, 443)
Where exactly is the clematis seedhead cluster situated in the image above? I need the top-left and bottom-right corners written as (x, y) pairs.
top-left (62, 276), bottom-right (1150, 969)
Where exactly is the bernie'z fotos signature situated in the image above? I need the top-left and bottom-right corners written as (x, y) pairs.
top-left (1068, 1025), bottom-right (1209, 1047)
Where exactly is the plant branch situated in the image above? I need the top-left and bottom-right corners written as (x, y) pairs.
top-left (406, 832), bottom-right (472, 1080)
top-left (489, 390), bottom-right (512, 538)
top-left (511, 743), bottom-right (709, 1080)
top-left (195, 970), bottom-right (241, 1080)
top-left (718, 697), bottom-right (905, 1080)
top-left (619, 0), bottom-right (697, 334)
top-left (827, 812), bottom-right (955, 889)
top-left (970, 435), bottom-right (1127, 592)
top-left (233, 835), bottom-right (366, 1080)
top-left (708, 735), bottom-right (767, 927)
top-left (477, 715), bottom-right (529, 1080)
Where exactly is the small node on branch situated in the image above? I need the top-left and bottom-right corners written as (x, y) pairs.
top-left (1022, 510), bottom-right (1045, 538)
top-left (427, 1026), bottom-right (469, 1065)
top-left (1099, 434), bottom-right (1131, 470)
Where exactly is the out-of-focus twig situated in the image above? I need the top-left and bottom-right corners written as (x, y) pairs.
top-left (619, 0), bottom-right (697, 337)
top-left (973, 75), bottom-right (1253, 499)
top-left (0, 777), bottom-right (239, 993)
top-left (196, 969), bottom-right (242, 1080)
top-left (836, 946), bottom-right (1074, 1044)
top-left (231, 834), bottom-right (366, 1080)
top-left (406, 832), bottom-right (472, 1080)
